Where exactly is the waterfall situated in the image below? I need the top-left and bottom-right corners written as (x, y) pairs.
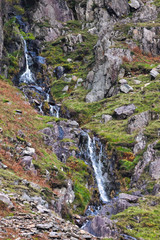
top-left (19, 36), bottom-right (35, 84)
top-left (19, 37), bottom-right (60, 117)
top-left (50, 105), bottom-right (60, 118)
top-left (79, 131), bottom-right (110, 203)
top-left (46, 93), bottom-right (60, 117)
top-left (87, 135), bottom-right (109, 203)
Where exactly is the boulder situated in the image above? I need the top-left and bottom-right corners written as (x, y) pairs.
top-left (127, 111), bottom-right (150, 134)
top-left (22, 147), bottom-right (35, 156)
top-left (102, 114), bottom-right (112, 123)
top-left (129, 0), bottom-right (140, 10)
top-left (54, 66), bottom-right (64, 79)
top-left (113, 104), bottom-right (136, 119)
top-left (119, 193), bottom-right (139, 203)
top-left (20, 156), bottom-right (33, 168)
top-left (99, 198), bottom-right (134, 218)
top-left (132, 143), bottom-right (156, 184)
top-left (104, 0), bottom-right (130, 18)
top-left (133, 132), bottom-right (147, 154)
top-left (0, 193), bottom-right (14, 209)
top-left (120, 84), bottom-right (133, 93)
top-left (83, 215), bottom-right (118, 238)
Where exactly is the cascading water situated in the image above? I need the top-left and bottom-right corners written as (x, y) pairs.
top-left (19, 36), bottom-right (35, 84)
top-left (79, 131), bottom-right (111, 203)
top-left (87, 134), bottom-right (109, 203)
top-left (19, 35), bottom-right (60, 117)
top-left (50, 105), bottom-right (60, 118)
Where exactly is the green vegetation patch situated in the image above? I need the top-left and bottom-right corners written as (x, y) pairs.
top-left (112, 196), bottom-right (160, 240)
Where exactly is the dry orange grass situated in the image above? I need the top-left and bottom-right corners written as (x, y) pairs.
top-left (0, 78), bottom-right (53, 189)
top-left (124, 46), bottom-right (160, 65)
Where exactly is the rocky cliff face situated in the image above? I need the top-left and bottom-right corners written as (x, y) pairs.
top-left (0, 0), bottom-right (160, 239)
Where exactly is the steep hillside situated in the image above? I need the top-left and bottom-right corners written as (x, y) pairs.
top-left (0, 0), bottom-right (160, 239)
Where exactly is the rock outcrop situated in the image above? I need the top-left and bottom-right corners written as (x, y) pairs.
top-left (29, 0), bottom-right (74, 41)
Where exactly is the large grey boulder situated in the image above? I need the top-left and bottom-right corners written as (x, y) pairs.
top-left (104, 0), bottom-right (130, 18)
top-left (85, 48), bottom-right (132, 103)
top-left (83, 215), bottom-right (118, 238)
top-left (127, 111), bottom-right (150, 134)
top-left (119, 193), bottom-right (139, 203)
top-left (99, 197), bottom-right (137, 218)
top-left (113, 104), bottom-right (136, 119)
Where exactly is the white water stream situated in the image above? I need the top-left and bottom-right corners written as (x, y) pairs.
top-left (87, 134), bottom-right (109, 203)
top-left (20, 37), bottom-right (60, 118)
top-left (20, 36), bottom-right (35, 84)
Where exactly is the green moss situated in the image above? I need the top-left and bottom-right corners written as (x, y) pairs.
top-left (13, 5), bottom-right (25, 15)
top-left (20, 30), bottom-right (35, 40)
top-left (73, 182), bottom-right (91, 214)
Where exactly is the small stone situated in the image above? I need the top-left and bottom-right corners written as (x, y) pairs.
top-left (22, 147), bottom-right (35, 156)
top-left (129, 0), bottom-right (140, 9)
top-left (67, 120), bottom-right (79, 128)
top-left (62, 85), bottom-right (69, 92)
top-left (67, 58), bottom-right (72, 62)
top-left (150, 69), bottom-right (159, 79)
top-left (15, 110), bottom-right (22, 114)
top-left (144, 83), bottom-right (150, 87)
top-left (120, 84), bottom-right (133, 93)
top-left (0, 162), bottom-right (7, 169)
top-left (36, 222), bottom-right (53, 230)
top-left (33, 99), bottom-right (40, 105)
top-left (133, 80), bottom-right (141, 85)
top-left (102, 114), bottom-right (112, 123)
top-left (119, 79), bottom-right (128, 84)
top-left (72, 75), bottom-right (78, 81)
top-left (64, 77), bottom-right (72, 83)
top-left (36, 204), bottom-right (51, 213)
top-left (49, 232), bottom-right (62, 238)
top-left (74, 78), bottom-right (83, 88)
top-left (21, 193), bottom-right (31, 202)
